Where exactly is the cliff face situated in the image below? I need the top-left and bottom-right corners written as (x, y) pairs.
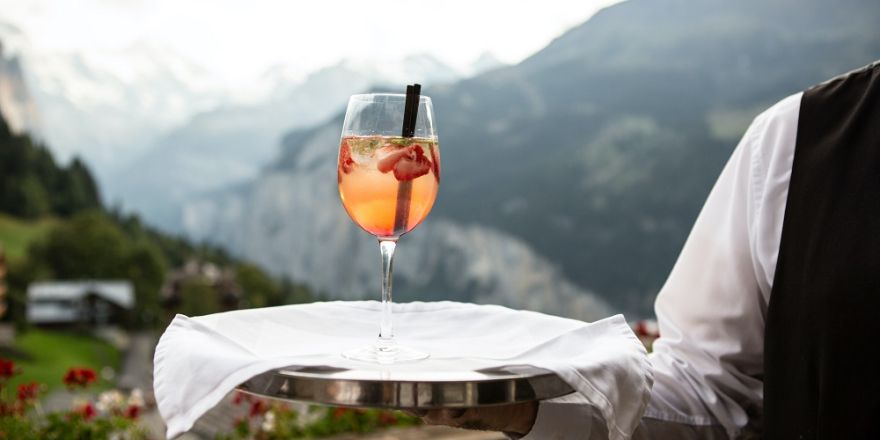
top-left (0, 42), bottom-right (40, 136)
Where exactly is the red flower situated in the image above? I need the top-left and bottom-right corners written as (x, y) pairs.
top-left (378, 411), bottom-right (398, 426)
top-left (232, 390), bottom-right (249, 405)
top-left (0, 358), bottom-right (17, 380)
top-left (248, 399), bottom-right (266, 418)
top-left (63, 367), bottom-right (97, 388)
top-left (125, 404), bottom-right (141, 420)
top-left (76, 402), bottom-right (96, 421)
top-left (633, 321), bottom-right (660, 339)
top-left (17, 382), bottom-right (40, 402)
top-left (338, 140), bottom-right (356, 181)
top-left (376, 143), bottom-right (432, 181)
top-left (332, 407), bottom-right (350, 419)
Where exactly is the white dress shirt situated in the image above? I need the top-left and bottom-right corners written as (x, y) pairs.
top-left (522, 91), bottom-right (804, 439)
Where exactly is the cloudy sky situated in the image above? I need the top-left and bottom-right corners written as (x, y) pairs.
top-left (0, 0), bottom-right (620, 87)
top-left (0, 0), bottom-right (622, 170)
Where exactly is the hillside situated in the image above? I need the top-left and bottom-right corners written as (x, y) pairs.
top-left (0, 214), bottom-right (56, 262)
top-left (183, 0), bottom-right (880, 316)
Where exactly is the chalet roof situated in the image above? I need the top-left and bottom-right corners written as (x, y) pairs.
top-left (27, 280), bottom-right (135, 309)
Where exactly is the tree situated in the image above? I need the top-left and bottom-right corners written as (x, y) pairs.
top-left (0, 112), bottom-right (100, 219)
top-left (124, 243), bottom-right (167, 328)
top-left (280, 277), bottom-right (316, 305)
top-left (16, 175), bottom-right (51, 219)
top-left (178, 279), bottom-right (220, 317)
top-left (52, 158), bottom-right (101, 217)
top-left (236, 264), bottom-right (282, 308)
top-left (31, 211), bottom-right (128, 279)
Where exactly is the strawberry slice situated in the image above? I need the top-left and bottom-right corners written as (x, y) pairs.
top-left (393, 148), bottom-right (431, 181)
top-left (338, 140), bottom-right (356, 176)
top-left (376, 143), bottom-right (433, 182)
top-left (376, 144), bottom-right (410, 173)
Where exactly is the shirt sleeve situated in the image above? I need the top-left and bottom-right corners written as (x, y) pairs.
top-left (521, 92), bottom-right (802, 440)
top-left (645, 92), bottom-right (801, 437)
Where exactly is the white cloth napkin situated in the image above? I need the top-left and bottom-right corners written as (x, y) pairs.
top-left (154, 301), bottom-right (653, 439)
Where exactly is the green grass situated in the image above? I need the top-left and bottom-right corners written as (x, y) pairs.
top-left (8, 329), bottom-right (121, 393)
top-left (0, 214), bottom-right (56, 262)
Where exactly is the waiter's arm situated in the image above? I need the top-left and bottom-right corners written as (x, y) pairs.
top-left (639, 92), bottom-right (799, 438)
top-left (424, 92), bottom-right (801, 439)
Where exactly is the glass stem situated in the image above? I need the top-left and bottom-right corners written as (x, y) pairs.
top-left (378, 239), bottom-right (397, 345)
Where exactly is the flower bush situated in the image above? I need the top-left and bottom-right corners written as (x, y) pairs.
top-left (1, 357), bottom-right (422, 439)
top-left (632, 319), bottom-right (660, 351)
top-left (63, 367), bottom-right (98, 389)
top-left (0, 359), bottom-right (146, 439)
top-left (221, 390), bottom-right (421, 439)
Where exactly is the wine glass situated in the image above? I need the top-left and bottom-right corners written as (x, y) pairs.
top-left (337, 92), bottom-right (439, 363)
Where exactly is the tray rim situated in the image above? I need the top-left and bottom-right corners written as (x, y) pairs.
top-left (236, 365), bottom-right (576, 409)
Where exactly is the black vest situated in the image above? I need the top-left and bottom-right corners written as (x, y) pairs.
top-left (765, 61), bottom-right (880, 439)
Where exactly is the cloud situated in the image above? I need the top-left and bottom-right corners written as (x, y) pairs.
top-left (0, 0), bottom-right (620, 85)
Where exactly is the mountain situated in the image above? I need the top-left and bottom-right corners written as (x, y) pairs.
top-left (30, 44), bottom-right (229, 169)
top-left (2, 39), bottom-right (233, 188)
top-left (181, 121), bottom-right (613, 322)
top-left (112, 55), bottom-right (462, 231)
top-left (469, 52), bottom-right (505, 75)
top-left (423, 0), bottom-right (880, 314)
top-left (0, 40), bottom-right (40, 136)
top-left (183, 0), bottom-right (880, 317)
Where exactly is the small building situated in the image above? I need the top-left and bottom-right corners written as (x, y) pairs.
top-left (27, 280), bottom-right (134, 326)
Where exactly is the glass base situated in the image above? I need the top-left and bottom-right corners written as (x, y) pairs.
top-left (342, 338), bottom-right (429, 364)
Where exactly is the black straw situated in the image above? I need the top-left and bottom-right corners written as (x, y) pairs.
top-left (401, 85), bottom-right (413, 137)
top-left (401, 84), bottom-right (420, 138)
top-left (392, 83), bottom-right (421, 235)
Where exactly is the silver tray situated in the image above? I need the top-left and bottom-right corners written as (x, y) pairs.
top-left (237, 365), bottom-right (574, 409)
